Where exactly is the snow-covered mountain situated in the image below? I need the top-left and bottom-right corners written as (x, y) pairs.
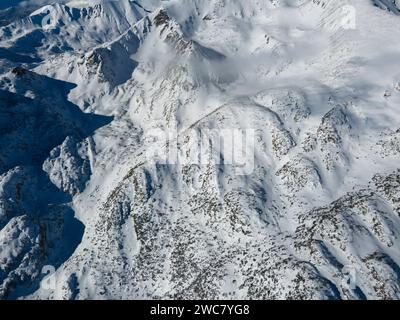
top-left (1, 0), bottom-right (400, 299)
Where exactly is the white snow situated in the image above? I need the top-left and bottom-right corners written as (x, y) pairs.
top-left (1, 0), bottom-right (400, 300)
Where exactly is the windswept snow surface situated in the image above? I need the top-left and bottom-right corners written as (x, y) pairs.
top-left (1, 0), bottom-right (400, 299)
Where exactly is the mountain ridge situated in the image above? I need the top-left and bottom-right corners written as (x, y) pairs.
top-left (0, 0), bottom-right (400, 299)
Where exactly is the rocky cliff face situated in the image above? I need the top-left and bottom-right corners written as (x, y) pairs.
top-left (1, 0), bottom-right (400, 299)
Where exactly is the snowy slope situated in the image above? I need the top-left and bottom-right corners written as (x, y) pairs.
top-left (1, 0), bottom-right (400, 299)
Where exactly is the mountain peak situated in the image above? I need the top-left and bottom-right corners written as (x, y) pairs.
top-left (1, 0), bottom-right (400, 300)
